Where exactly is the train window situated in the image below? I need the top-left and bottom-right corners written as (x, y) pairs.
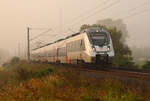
top-left (74, 41), bottom-right (77, 51)
top-left (81, 39), bottom-right (85, 50)
top-left (81, 40), bottom-right (83, 46)
top-left (69, 43), bottom-right (71, 52)
top-left (76, 40), bottom-right (79, 51)
top-left (66, 39), bottom-right (86, 52)
top-left (69, 43), bottom-right (71, 51)
top-left (48, 51), bottom-right (51, 57)
top-left (70, 43), bottom-right (72, 52)
top-left (80, 40), bottom-right (82, 51)
top-left (47, 50), bottom-right (54, 57)
top-left (69, 43), bottom-right (72, 52)
top-left (78, 40), bottom-right (81, 51)
top-left (89, 32), bottom-right (110, 46)
top-left (74, 41), bottom-right (76, 51)
top-left (75, 41), bottom-right (78, 50)
top-left (58, 47), bottom-right (66, 56)
top-left (72, 42), bottom-right (74, 52)
top-left (66, 44), bottom-right (69, 52)
top-left (45, 51), bottom-right (48, 57)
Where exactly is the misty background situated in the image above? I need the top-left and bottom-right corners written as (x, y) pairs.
top-left (0, 0), bottom-right (150, 64)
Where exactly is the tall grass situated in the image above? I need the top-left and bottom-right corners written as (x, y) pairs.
top-left (0, 62), bottom-right (148, 101)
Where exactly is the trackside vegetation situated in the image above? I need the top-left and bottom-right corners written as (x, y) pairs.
top-left (0, 61), bottom-right (149, 101)
top-left (142, 61), bottom-right (150, 69)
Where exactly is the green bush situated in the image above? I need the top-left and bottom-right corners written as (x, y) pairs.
top-left (142, 61), bottom-right (150, 69)
top-left (2, 62), bottom-right (10, 68)
top-left (2, 57), bottom-right (20, 68)
top-left (15, 66), bottom-right (55, 81)
top-left (33, 68), bottom-right (55, 78)
top-left (10, 57), bottom-right (20, 64)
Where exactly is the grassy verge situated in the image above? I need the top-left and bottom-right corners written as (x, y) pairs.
top-left (0, 62), bottom-right (149, 101)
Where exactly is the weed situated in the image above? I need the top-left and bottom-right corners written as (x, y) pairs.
top-left (0, 63), bottom-right (147, 101)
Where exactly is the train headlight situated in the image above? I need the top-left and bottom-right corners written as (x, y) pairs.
top-left (107, 47), bottom-right (110, 51)
top-left (92, 47), bottom-right (96, 52)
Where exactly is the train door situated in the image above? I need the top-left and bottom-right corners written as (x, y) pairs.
top-left (56, 48), bottom-right (60, 63)
top-left (66, 43), bottom-right (69, 63)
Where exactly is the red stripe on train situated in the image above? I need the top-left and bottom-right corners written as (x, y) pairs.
top-left (53, 56), bottom-right (56, 62)
top-left (66, 56), bottom-right (69, 63)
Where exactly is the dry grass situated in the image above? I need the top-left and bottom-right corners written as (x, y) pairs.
top-left (0, 63), bottom-right (149, 101)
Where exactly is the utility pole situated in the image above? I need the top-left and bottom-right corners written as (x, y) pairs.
top-left (27, 27), bottom-right (52, 61)
top-left (27, 27), bottom-right (30, 61)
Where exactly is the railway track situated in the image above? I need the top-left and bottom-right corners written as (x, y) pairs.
top-left (51, 63), bottom-right (150, 81)
top-left (31, 62), bottom-right (150, 92)
top-left (79, 67), bottom-right (150, 81)
top-left (52, 63), bottom-right (150, 92)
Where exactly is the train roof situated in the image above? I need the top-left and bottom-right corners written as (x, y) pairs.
top-left (32, 27), bottom-right (106, 51)
top-left (32, 32), bottom-right (80, 51)
top-left (84, 27), bottom-right (107, 33)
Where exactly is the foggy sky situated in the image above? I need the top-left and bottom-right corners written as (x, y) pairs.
top-left (0, 0), bottom-right (150, 56)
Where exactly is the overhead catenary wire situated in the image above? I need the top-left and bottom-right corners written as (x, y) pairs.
top-left (30, 40), bottom-right (46, 50)
top-left (66, 0), bottom-right (109, 27)
top-left (29, 28), bottom-right (52, 30)
top-left (61, 0), bottom-right (121, 37)
top-left (69, 1), bottom-right (120, 34)
top-left (30, 28), bottom-right (52, 41)
top-left (123, 7), bottom-right (150, 20)
top-left (69, 0), bottom-right (150, 33)
top-left (68, 0), bottom-right (150, 31)
top-left (69, 0), bottom-right (120, 29)
top-left (117, 0), bottom-right (150, 20)
top-left (28, 28), bottom-right (53, 52)
top-left (129, 0), bottom-right (150, 12)
top-left (30, 28), bottom-right (63, 50)
top-left (62, 0), bottom-right (110, 36)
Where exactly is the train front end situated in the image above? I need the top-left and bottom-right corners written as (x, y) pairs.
top-left (86, 27), bottom-right (115, 64)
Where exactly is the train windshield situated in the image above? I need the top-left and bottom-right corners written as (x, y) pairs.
top-left (90, 32), bottom-right (108, 46)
